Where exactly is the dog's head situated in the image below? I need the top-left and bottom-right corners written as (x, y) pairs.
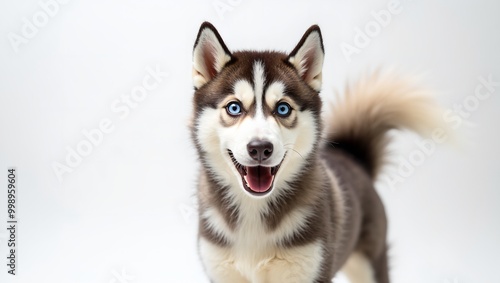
top-left (191, 22), bottom-right (324, 198)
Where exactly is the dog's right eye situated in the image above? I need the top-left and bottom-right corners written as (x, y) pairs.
top-left (226, 101), bottom-right (243, 116)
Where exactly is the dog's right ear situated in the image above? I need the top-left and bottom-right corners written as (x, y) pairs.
top-left (192, 22), bottom-right (232, 89)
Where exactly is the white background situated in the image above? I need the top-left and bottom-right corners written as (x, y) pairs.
top-left (1, 0), bottom-right (499, 282)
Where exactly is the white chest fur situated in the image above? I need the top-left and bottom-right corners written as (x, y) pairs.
top-left (199, 199), bottom-right (324, 283)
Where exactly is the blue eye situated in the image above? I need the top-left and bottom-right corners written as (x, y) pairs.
top-left (226, 101), bottom-right (242, 116)
top-left (276, 102), bottom-right (291, 117)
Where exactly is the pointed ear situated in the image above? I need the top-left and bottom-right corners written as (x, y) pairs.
top-left (192, 22), bottom-right (233, 89)
top-left (288, 25), bottom-right (325, 92)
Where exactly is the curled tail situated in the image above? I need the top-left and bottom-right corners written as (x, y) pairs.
top-left (325, 72), bottom-right (444, 179)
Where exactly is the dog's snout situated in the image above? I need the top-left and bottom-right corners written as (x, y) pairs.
top-left (247, 140), bottom-right (273, 162)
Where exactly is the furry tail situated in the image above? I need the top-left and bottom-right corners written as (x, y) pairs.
top-left (325, 72), bottom-right (444, 179)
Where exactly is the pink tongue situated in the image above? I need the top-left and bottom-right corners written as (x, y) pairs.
top-left (245, 166), bottom-right (273, 193)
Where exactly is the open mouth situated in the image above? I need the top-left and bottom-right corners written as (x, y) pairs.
top-left (227, 150), bottom-right (284, 196)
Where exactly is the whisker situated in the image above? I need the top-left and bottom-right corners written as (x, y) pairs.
top-left (283, 146), bottom-right (305, 160)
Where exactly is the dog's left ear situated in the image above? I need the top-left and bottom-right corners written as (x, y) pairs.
top-left (288, 25), bottom-right (324, 92)
top-left (192, 22), bottom-right (233, 89)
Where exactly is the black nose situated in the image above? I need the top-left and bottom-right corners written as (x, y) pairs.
top-left (247, 140), bottom-right (273, 162)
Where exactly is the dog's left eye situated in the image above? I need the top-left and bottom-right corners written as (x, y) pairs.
top-left (275, 102), bottom-right (292, 117)
top-left (226, 101), bottom-right (243, 116)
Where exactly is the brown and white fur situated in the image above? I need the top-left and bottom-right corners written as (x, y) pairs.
top-left (189, 22), bottom-right (441, 283)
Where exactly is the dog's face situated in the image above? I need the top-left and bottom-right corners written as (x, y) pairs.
top-left (191, 22), bottom-right (324, 198)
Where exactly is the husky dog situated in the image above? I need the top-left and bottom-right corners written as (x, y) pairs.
top-left (190, 22), bottom-right (440, 283)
